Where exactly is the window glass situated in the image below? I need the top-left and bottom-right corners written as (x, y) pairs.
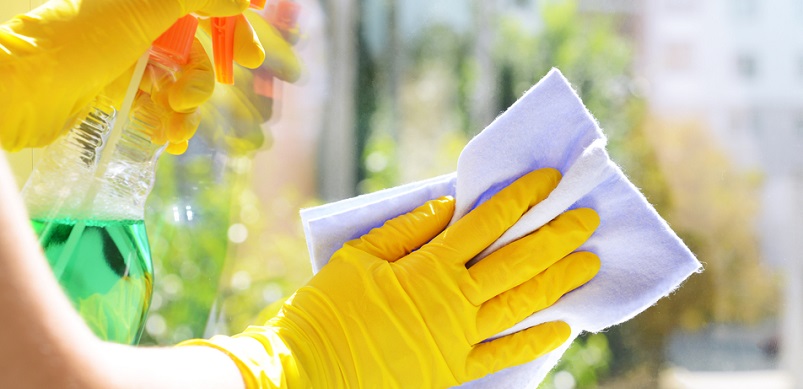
top-left (139, 1), bottom-right (795, 388)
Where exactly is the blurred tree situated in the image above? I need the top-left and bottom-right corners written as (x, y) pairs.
top-left (541, 333), bottom-right (612, 389)
top-left (494, 0), bottom-right (634, 150)
top-left (359, 20), bottom-right (472, 191)
top-left (141, 140), bottom-right (236, 345)
top-left (495, 0), bottom-right (776, 381)
top-left (318, 0), bottom-right (359, 201)
top-left (614, 119), bottom-right (779, 374)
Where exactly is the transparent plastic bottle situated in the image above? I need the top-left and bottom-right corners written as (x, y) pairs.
top-left (93, 15), bottom-right (199, 219)
top-left (22, 15), bottom-right (198, 345)
top-left (22, 97), bottom-right (152, 344)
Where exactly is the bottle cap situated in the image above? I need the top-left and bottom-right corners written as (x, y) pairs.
top-left (212, 1), bottom-right (266, 84)
top-left (153, 15), bottom-right (199, 65)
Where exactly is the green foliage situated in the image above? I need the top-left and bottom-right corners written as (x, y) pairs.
top-left (610, 121), bottom-right (779, 375)
top-left (355, 23), bottom-right (380, 187)
top-left (540, 333), bottom-right (612, 389)
top-left (141, 151), bottom-right (233, 345)
top-left (358, 128), bottom-right (400, 193)
top-left (495, 0), bottom-right (635, 150)
top-left (357, 20), bottom-right (473, 191)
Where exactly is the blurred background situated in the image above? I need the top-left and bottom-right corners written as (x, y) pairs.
top-left (3, 0), bottom-right (801, 387)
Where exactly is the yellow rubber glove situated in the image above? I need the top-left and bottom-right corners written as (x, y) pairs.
top-left (182, 168), bottom-right (602, 388)
top-left (0, 0), bottom-right (265, 152)
top-left (196, 9), bottom-right (302, 154)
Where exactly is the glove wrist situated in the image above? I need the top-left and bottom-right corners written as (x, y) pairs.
top-left (179, 294), bottom-right (349, 389)
top-left (266, 290), bottom-right (352, 388)
top-left (179, 329), bottom-right (314, 389)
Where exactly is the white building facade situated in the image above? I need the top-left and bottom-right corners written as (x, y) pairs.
top-left (639, 0), bottom-right (803, 387)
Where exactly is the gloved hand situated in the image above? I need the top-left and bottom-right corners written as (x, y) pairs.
top-left (197, 8), bottom-right (302, 154)
top-left (182, 168), bottom-right (601, 388)
top-left (0, 0), bottom-right (265, 152)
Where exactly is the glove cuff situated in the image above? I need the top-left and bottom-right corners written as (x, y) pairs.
top-left (178, 331), bottom-right (302, 389)
top-left (178, 319), bottom-right (344, 389)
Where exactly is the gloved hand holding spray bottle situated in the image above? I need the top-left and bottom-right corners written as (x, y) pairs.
top-left (21, 5), bottom-right (264, 345)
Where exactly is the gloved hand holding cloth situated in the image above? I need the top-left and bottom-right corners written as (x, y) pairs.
top-left (0, 0), bottom-right (274, 152)
top-left (182, 168), bottom-right (601, 388)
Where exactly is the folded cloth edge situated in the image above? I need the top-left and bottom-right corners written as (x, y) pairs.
top-left (297, 68), bottom-right (702, 388)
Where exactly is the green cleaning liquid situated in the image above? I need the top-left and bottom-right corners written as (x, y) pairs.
top-left (31, 218), bottom-right (154, 344)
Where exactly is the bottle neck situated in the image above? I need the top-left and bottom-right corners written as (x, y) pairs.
top-left (110, 48), bottom-right (181, 167)
top-left (92, 52), bottom-right (182, 218)
top-left (114, 92), bottom-right (166, 165)
top-left (65, 104), bottom-right (115, 167)
top-left (22, 99), bottom-right (116, 220)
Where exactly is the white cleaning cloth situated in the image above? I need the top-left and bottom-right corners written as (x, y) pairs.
top-left (299, 68), bottom-right (701, 388)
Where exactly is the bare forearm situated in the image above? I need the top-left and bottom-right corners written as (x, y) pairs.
top-left (100, 344), bottom-right (245, 389)
top-left (0, 153), bottom-right (244, 388)
top-left (0, 152), bottom-right (106, 387)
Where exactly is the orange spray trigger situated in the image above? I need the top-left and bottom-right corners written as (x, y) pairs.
top-left (211, 16), bottom-right (236, 84)
top-left (211, 1), bottom-right (265, 84)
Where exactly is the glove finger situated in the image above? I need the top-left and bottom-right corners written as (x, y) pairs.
top-left (277, 25), bottom-right (301, 46)
top-left (166, 140), bottom-right (190, 155)
top-left (462, 208), bottom-right (600, 305)
top-left (234, 13), bottom-right (266, 69)
top-left (198, 16), bottom-right (266, 70)
top-left (465, 321), bottom-right (570, 382)
top-left (474, 252), bottom-right (599, 342)
top-left (169, 38), bottom-right (215, 113)
top-left (167, 109), bottom-right (202, 144)
top-left (429, 168), bottom-right (561, 267)
top-left (343, 196), bottom-right (455, 262)
top-left (244, 10), bottom-right (302, 81)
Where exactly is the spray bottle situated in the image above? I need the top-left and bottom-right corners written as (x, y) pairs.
top-left (22, 15), bottom-right (199, 345)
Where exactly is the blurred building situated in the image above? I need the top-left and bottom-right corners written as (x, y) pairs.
top-left (632, 0), bottom-right (803, 387)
